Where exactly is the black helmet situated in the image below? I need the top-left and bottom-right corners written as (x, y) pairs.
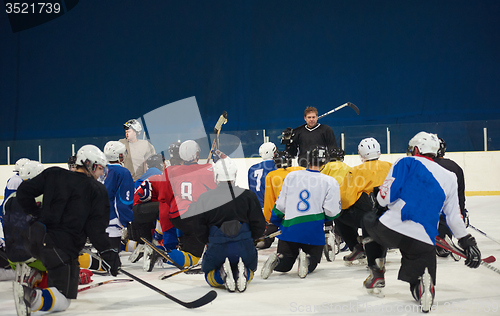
top-left (146, 153), bottom-right (164, 171)
top-left (273, 151), bottom-right (293, 169)
top-left (168, 141), bottom-right (182, 159)
top-left (308, 146), bottom-right (329, 167)
top-left (437, 137), bottom-right (446, 158)
top-left (328, 147), bottom-right (345, 162)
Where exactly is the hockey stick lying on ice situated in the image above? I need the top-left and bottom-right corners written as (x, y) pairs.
top-left (140, 238), bottom-right (185, 270)
top-left (119, 268), bottom-right (217, 308)
top-left (160, 263), bottom-right (202, 280)
top-left (318, 102), bottom-right (359, 119)
top-left (78, 279), bottom-right (133, 292)
top-left (469, 224), bottom-right (500, 246)
top-left (435, 237), bottom-right (500, 275)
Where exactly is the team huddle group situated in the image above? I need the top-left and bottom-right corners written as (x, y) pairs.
top-left (0, 107), bottom-right (483, 315)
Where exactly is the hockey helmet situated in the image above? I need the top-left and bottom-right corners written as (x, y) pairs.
top-left (328, 147), bottom-right (345, 162)
top-left (76, 144), bottom-right (108, 176)
top-left (179, 140), bottom-right (201, 162)
top-left (307, 146), bottom-right (329, 167)
top-left (123, 119), bottom-right (143, 133)
top-left (103, 141), bottom-right (127, 162)
top-left (19, 160), bottom-right (44, 180)
top-left (259, 142), bottom-right (277, 160)
top-left (273, 151), bottom-right (293, 169)
top-left (437, 137), bottom-right (447, 158)
top-left (213, 157), bottom-right (238, 182)
top-left (407, 132), bottom-right (439, 156)
top-left (146, 153), bottom-right (165, 171)
top-left (358, 138), bottom-right (381, 162)
top-left (13, 158), bottom-right (30, 173)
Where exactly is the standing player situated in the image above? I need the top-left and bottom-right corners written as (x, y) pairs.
top-left (261, 146), bottom-right (341, 279)
top-left (119, 119), bottom-right (156, 181)
top-left (337, 138), bottom-right (391, 265)
top-left (191, 157), bottom-right (266, 292)
top-left (247, 142), bottom-right (277, 209)
top-left (259, 151), bottom-right (305, 249)
top-left (361, 132), bottom-right (480, 312)
top-left (13, 145), bottom-right (120, 315)
top-left (284, 107), bottom-right (337, 167)
top-left (102, 141), bottom-right (135, 251)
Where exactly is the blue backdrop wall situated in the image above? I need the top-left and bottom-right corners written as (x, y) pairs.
top-left (1, 0), bottom-right (499, 161)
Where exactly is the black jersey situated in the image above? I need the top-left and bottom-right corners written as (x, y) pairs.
top-left (286, 123), bottom-right (337, 167)
top-left (16, 166), bottom-right (111, 258)
top-left (434, 157), bottom-right (466, 212)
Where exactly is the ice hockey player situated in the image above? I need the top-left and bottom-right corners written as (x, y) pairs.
top-left (247, 142), bottom-right (277, 209)
top-left (261, 146), bottom-right (341, 279)
top-left (337, 138), bottom-right (391, 265)
top-left (1, 158), bottom-right (30, 211)
top-left (433, 137), bottom-right (468, 257)
top-left (167, 141), bottom-right (183, 166)
top-left (67, 155), bottom-right (77, 171)
top-left (190, 157), bottom-right (266, 292)
top-left (259, 151), bottom-right (304, 249)
top-left (1, 160), bottom-right (44, 282)
top-left (119, 119), bottom-right (156, 181)
top-left (13, 145), bottom-right (120, 315)
top-left (149, 140), bottom-right (216, 270)
top-left (361, 132), bottom-right (481, 312)
top-left (102, 141), bottom-right (134, 251)
top-left (134, 153), bottom-right (165, 190)
top-left (283, 107), bottom-right (337, 167)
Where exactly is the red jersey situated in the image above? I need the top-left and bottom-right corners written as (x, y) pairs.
top-left (159, 163), bottom-right (216, 232)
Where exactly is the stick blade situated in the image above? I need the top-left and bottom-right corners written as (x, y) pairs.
top-left (347, 102), bottom-right (360, 115)
top-left (182, 290), bottom-right (218, 309)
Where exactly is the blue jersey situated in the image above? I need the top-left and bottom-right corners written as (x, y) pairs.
top-left (377, 156), bottom-right (468, 245)
top-left (247, 159), bottom-right (276, 208)
top-left (104, 164), bottom-right (134, 235)
top-left (1, 174), bottom-right (23, 209)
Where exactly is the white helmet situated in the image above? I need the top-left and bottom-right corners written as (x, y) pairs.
top-left (259, 142), bottom-right (277, 160)
top-left (76, 144), bottom-right (108, 173)
top-left (213, 157), bottom-right (238, 182)
top-left (358, 138), bottom-right (381, 162)
top-left (408, 132), bottom-right (439, 156)
top-left (179, 140), bottom-right (201, 162)
top-left (104, 141), bottom-right (127, 162)
top-left (13, 158), bottom-right (30, 172)
top-left (123, 119), bottom-right (143, 133)
top-left (19, 161), bottom-right (44, 180)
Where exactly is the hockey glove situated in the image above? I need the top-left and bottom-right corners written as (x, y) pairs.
top-left (79, 268), bottom-right (93, 285)
top-left (100, 248), bottom-right (121, 276)
top-left (458, 234), bottom-right (481, 269)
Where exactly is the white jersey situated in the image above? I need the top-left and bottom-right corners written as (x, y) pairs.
top-left (273, 169), bottom-right (341, 245)
top-left (378, 156), bottom-right (468, 246)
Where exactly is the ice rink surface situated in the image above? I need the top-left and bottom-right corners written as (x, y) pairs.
top-left (1, 196), bottom-right (499, 316)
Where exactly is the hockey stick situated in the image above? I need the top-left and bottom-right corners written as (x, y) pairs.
top-left (140, 238), bottom-right (185, 270)
top-left (160, 263), bottom-right (202, 280)
top-left (469, 225), bottom-right (500, 245)
top-left (318, 102), bottom-right (359, 119)
top-left (435, 237), bottom-right (500, 275)
top-left (119, 268), bottom-right (217, 308)
top-left (207, 111), bottom-right (228, 161)
top-left (254, 230), bottom-right (282, 244)
top-left (78, 279), bottom-right (133, 293)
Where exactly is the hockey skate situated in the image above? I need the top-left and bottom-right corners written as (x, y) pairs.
top-left (323, 230), bottom-right (336, 262)
top-left (220, 258), bottom-right (235, 292)
top-left (261, 253), bottom-right (280, 280)
top-left (364, 258), bottom-right (386, 298)
top-left (143, 244), bottom-right (162, 272)
top-left (343, 244), bottom-right (367, 266)
top-left (412, 268), bottom-right (435, 313)
top-left (298, 249), bottom-right (309, 278)
top-left (13, 263), bottom-right (38, 316)
top-left (129, 243), bottom-right (145, 263)
top-left (236, 257), bottom-right (248, 293)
